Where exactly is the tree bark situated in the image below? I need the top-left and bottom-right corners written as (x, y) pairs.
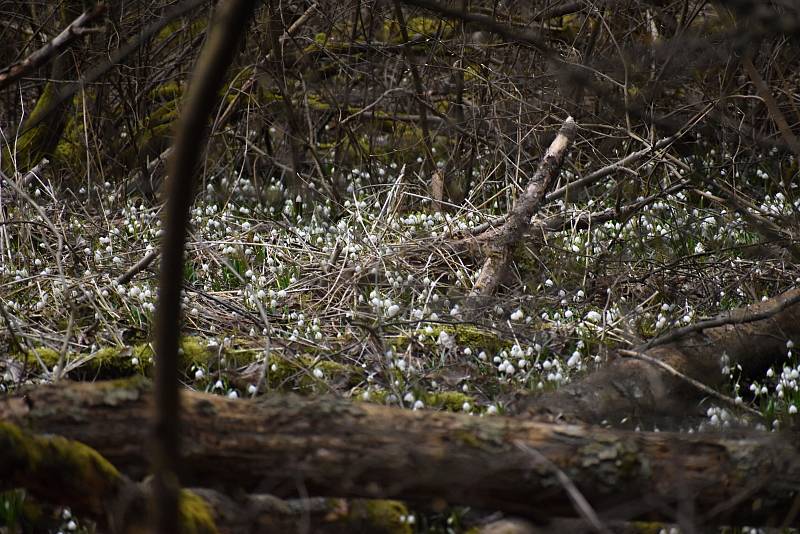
top-left (468, 117), bottom-right (577, 299)
top-left (2, 379), bottom-right (799, 527)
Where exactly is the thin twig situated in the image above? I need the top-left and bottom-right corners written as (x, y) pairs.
top-left (515, 441), bottom-right (613, 534)
top-left (642, 291), bottom-right (800, 350)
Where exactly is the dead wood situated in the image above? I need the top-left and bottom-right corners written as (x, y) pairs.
top-left (468, 117), bottom-right (576, 299)
top-left (515, 287), bottom-right (800, 429)
top-left (0, 420), bottom-right (408, 533)
top-left (2, 379), bottom-right (799, 527)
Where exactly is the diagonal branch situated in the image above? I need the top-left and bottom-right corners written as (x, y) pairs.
top-left (468, 117), bottom-right (576, 298)
top-left (0, 4), bottom-right (109, 90)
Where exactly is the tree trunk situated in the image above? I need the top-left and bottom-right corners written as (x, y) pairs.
top-left (2, 379), bottom-right (798, 527)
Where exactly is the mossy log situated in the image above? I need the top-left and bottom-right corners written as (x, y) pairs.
top-left (0, 419), bottom-right (411, 533)
top-left (1, 379), bottom-right (798, 527)
top-left (0, 421), bottom-right (217, 534)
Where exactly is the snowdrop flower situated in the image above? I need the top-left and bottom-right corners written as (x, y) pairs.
top-left (585, 310), bottom-right (602, 322)
top-left (437, 331), bottom-right (450, 346)
top-left (567, 352), bottom-right (581, 367)
top-left (510, 309), bottom-right (524, 321)
top-left (313, 368), bottom-right (324, 379)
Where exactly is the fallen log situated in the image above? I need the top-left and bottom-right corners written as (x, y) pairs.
top-left (516, 287), bottom-right (800, 428)
top-left (0, 421), bottom-right (410, 533)
top-left (2, 380), bottom-right (798, 527)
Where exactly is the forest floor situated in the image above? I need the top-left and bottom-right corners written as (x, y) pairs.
top-left (2, 149), bottom-right (799, 531)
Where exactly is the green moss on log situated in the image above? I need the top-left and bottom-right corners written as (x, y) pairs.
top-left (179, 490), bottom-right (219, 534)
top-left (3, 82), bottom-right (67, 174)
top-left (0, 422), bottom-right (219, 532)
top-left (346, 499), bottom-right (412, 534)
top-left (17, 337), bottom-right (215, 380)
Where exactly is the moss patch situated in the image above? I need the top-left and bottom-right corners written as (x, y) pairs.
top-left (266, 353), bottom-right (366, 393)
top-left (424, 391), bottom-right (474, 412)
top-left (346, 499), bottom-right (412, 534)
top-left (395, 324), bottom-right (511, 357)
top-left (179, 490), bottom-right (219, 534)
top-left (3, 82), bottom-right (67, 174)
top-left (17, 337), bottom-right (215, 380)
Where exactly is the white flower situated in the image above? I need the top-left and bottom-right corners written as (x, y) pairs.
top-left (585, 310), bottom-right (602, 322)
top-left (413, 400), bottom-right (424, 410)
top-left (510, 309), bottom-right (524, 321)
top-left (386, 304), bottom-right (400, 318)
top-left (790, 404), bottom-right (798, 414)
top-left (486, 405), bottom-right (498, 415)
top-left (462, 402), bottom-right (471, 412)
top-left (227, 390), bottom-right (238, 399)
top-left (567, 352), bottom-right (581, 367)
top-left (247, 384), bottom-right (257, 395)
top-left (313, 368), bottom-right (324, 379)
top-left (437, 331), bottom-right (451, 346)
